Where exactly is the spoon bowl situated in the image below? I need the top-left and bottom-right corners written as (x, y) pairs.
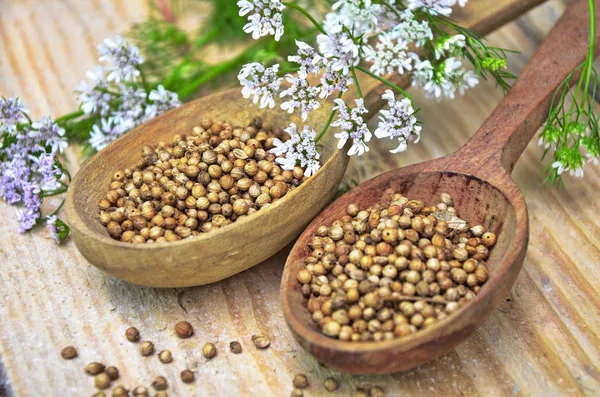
top-left (65, 0), bottom-right (546, 287)
top-left (281, 0), bottom-right (598, 373)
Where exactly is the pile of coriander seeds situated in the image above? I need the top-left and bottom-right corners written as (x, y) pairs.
top-left (297, 191), bottom-right (496, 342)
top-left (98, 118), bottom-right (307, 243)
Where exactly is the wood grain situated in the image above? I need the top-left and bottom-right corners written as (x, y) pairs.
top-left (1, 0), bottom-right (599, 396)
top-left (281, 0), bottom-right (600, 374)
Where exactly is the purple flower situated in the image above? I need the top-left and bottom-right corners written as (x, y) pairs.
top-left (0, 97), bottom-right (28, 133)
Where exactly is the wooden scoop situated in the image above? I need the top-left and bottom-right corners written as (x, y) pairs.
top-left (66, 0), bottom-right (545, 287)
top-left (281, 0), bottom-right (599, 374)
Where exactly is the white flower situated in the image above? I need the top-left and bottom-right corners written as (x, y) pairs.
top-left (89, 117), bottom-right (130, 152)
top-left (434, 34), bottom-right (466, 59)
top-left (146, 85), bottom-right (181, 119)
top-left (280, 75), bottom-right (321, 120)
top-left (406, 0), bottom-right (467, 16)
top-left (412, 58), bottom-right (478, 100)
top-left (332, 98), bottom-right (371, 156)
top-left (375, 90), bottom-right (422, 153)
top-left (288, 41), bottom-right (323, 77)
top-left (270, 123), bottom-right (321, 177)
top-left (238, 63), bottom-right (282, 109)
top-left (0, 97), bottom-right (28, 134)
top-left (97, 35), bottom-right (143, 82)
top-left (392, 10), bottom-right (433, 47)
top-left (319, 64), bottom-right (353, 99)
top-left (317, 30), bottom-right (360, 75)
top-left (331, 0), bottom-right (383, 35)
top-left (46, 215), bottom-right (60, 244)
top-left (364, 33), bottom-right (415, 76)
top-left (238, 0), bottom-right (285, 41)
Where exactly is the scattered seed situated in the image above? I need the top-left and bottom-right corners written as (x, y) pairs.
top-left (60, 346), bottom-right (78, 360)
top-left (324, 378), bottom-right (339, 392)
top-left (126, 326), bottom-right (140, 342)
top-left (370, 386), bottom-right (385, 397)
top-left (132, 386), bottom-right (149, 396)
top-left (155, 392), bottom-right (169, 397)
top-left (152, 376), bottom-right (168, 391)
top-left (180, 369), bottom-right (195, 383)
top-left (111, 385), bottom-right (128, 397)
top-left (158, 350), bottom-right (173, 364)
top-left (252, 335), bottom-right (270, 349)
top-left (291, 389), bottom-right (304, 397)
top-left (92, 393), bottom-right (106, 397)
top-left (94, 373), bottom-right (111, 390)
top-left (229, 341), bottom-right (243, 354)
top-left (354, 389), bottom-right (368, 397)
top-left (105, 366), bottom-right (119, 381)
top-left (85, 362), bottom-right (106, 376)
top-left (175, 321), bottom-right (194, 338)
top-left (140, 341), bottom-right (155, 356)
top-left (293, 374), bottom-right (309, 389)
top-left (202, 343), bottom-right (217, 359)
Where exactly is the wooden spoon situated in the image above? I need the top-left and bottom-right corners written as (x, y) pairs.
top-left (66, 0), bottom-right (545, 287)
top-left (281, 0), bottom-right (599, 374)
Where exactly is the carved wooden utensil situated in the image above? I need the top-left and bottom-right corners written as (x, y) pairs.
top-left (66, 0), bottom-right (545, 287)
top-left (281, 0), bottom-right (599, 374)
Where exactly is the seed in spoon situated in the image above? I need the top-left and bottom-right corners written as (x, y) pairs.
top-left (298, 192), bottom-right (493, 342)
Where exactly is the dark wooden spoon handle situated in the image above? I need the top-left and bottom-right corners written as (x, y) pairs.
top-left (455, 0), bottom-right (600, 175)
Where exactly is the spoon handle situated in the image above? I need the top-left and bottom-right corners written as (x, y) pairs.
top-left (455, 0), bottom-right (600, 175)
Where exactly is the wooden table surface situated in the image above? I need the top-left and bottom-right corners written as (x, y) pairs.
top-left (1, 1), bottom-right (599, 396)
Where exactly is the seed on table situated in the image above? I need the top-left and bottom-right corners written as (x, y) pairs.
top-left (181, 369), bottom-right (195, 383)
top-left (140, 341), bottom-right (155, 356)
top-left (202, 342), bottom-right (217, 359)
top-left (111, 385), bottom-right (128, 397)
top-left (158, 350), bottom-right (173, 364)
top-left (132, 386), bottom-right (149, 396)
top-left (85, 362), bottom-right (106, 376)
top-left (175, 321), bottom-right (194, 338)
top-left (354, 389), bottom-right (368, 397)
top-left (293, 374), bottom-right (309, 389)
top-left (324, 377), bottom-right (339, 392)
top-left (252, 335), bottom-right (270, 349)
top-left (152, 376), bottom-right (168, 391)
top-left (92, 392), bottom-right (106, 397)
top-left (126, 326), bottom-right (140, 342)
top-left (370, 386), bottom-right (385, 397)
top-left (94, 373), bottom-right (111, 390)
top-left (60, 345), bottom-right (78, 360)
top-left (290, 389), bottom-right (304, 397)
top-left (155, 392), bottom-right (169, 397)
top-left (105, 366), bottom-right (119, 380)
top-left (230, 341), bottom-right (243, 354)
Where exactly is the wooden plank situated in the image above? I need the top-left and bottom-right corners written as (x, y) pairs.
top-left (1, 0), bottom-right (599, 396)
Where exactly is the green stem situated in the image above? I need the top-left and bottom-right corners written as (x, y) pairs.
top-left (351, 67), bottom-right (363, 98)
top-left (316, 91), bottom-right (344, 143)
top-left (355, 65), bottom-right (414, 106)
top-left (282, 2), bottom-right (327, 35)
top-left (49, 199), bottom-right (66, 217)
top-left (55, 110), bottom-right (84, 124)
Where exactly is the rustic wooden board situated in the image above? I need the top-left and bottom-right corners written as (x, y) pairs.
top-left (0, 0), bottom-right (598, 396)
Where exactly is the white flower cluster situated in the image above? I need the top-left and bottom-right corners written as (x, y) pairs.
top-left (237, 0), bottom-right (475, 170)
top-left (270, 123), bottom-right (321, 177)
top-left (78, 35), bottom-right (181, 152)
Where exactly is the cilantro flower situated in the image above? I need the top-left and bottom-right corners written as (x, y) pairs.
top-left (332, 98), bottom-right (371, 156)
top-left (238, 0), bottom-right (286, 41)
top-left (375, 90), bottom-right (422, 153)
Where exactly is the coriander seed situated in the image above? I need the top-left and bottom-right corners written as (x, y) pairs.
top-left (132, 386), bottom-right (149, 396)
top-left (175, 321), bottom-right (194, 338)
top-left (92, 393), bottom-right (106, 397)
top-left (181, 369), bottom-right (195, 383)
top-left (252, 335), bottom-right (270, 349)
top-left (152, 376), bottom-right (168, 391)
top-left (230, 341), bottom-right (242, 354)
top-left (370, 386), bottom-right (385, 397)
top-left (94, 373), bottom-right (111, 390)
top-left (202, 342), bottom-right (217, 359)
top-left (105, 366), bottom-right (119, 380)
top-left (324, 378), bottom-right (339, 392)
top-left (112, 385), bottom-right (128, 397)
top-left (158, 350), bottom-right (172, 364)
top-left (140, 341), bottom-right (155, 356)
top-left (293, 374), bottom-right (309, 389)
top-left (85, 362), bottom-right (106, 376)
top-left (60, 346), bottom-right (78, 360)
top-left (291, 389), bottom-right (304, 397)
top-left (125, 326), bottom-right (140, 342)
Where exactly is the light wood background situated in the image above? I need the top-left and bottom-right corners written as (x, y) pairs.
top-left (1, 0), bottom-right (599, 396)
